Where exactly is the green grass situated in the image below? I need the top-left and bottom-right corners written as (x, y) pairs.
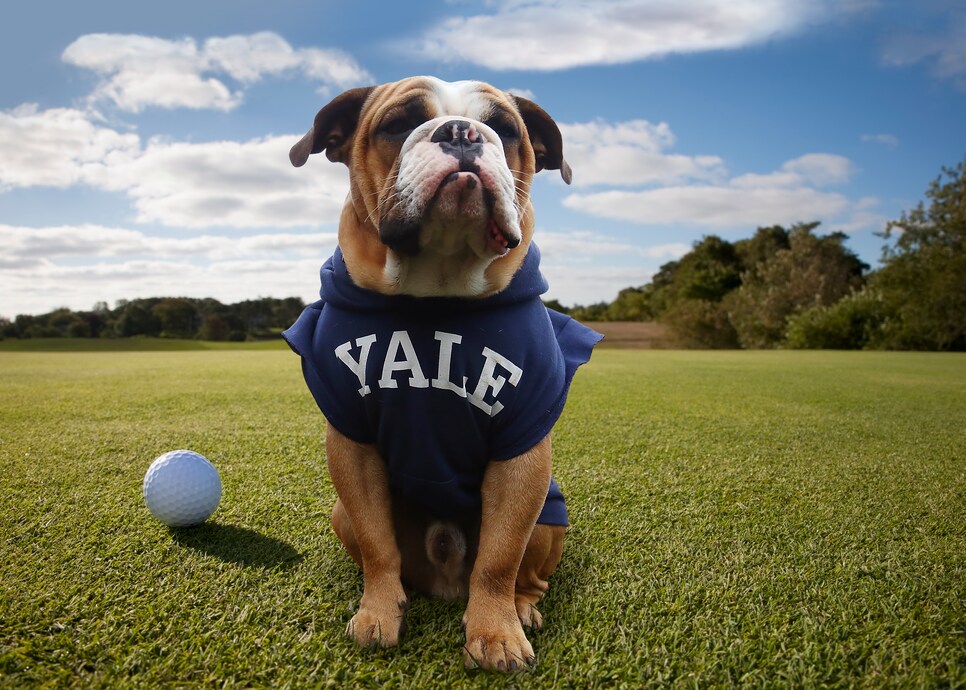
top-left (1, 349), bottom-right (964, 688)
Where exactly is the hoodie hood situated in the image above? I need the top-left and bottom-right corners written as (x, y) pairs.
top-left (318, 243), bottom-right (549, 313)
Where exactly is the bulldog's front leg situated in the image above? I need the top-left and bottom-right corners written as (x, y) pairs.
top-left (463, 435), bottom-right (552, 671)
top-left (326, 424), bottom-right (408, 647)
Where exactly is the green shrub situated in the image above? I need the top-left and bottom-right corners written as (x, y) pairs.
top-left (784, 288), bottom-right (887, 349)
top-left (661, 299), bottom-right (739, 349)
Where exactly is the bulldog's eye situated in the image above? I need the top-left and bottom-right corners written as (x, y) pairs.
top-left (484, 116), bottom-right (520, 141)
top-left (379, 116), bottom-right (421, 140)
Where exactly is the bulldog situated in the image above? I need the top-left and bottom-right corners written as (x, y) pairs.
top-left (282, 76), bottom-right (601, 672)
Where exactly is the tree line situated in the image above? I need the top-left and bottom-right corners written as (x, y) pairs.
top-left (550, 156), bottom-right (966, 351)
top-left (1, 296), bottom-right (306, 342)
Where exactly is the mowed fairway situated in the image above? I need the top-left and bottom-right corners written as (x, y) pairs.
top-left (1, 347), bottom-right (964, 687)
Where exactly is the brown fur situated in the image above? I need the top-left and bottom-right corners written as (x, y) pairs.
top-left (293, 77), bottom-right (571, 671)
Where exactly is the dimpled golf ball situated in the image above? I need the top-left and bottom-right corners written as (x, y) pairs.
top-left (143, 450), bottom-right (222, 527)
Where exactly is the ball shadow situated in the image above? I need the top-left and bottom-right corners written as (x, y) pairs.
top-left (170, 523), bottom-right (303, 570)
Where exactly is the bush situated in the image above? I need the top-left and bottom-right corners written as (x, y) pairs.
top-left (569, 302), bottom-right (609, 322)
top-left (661, 299), bottom-right (740, 349)
top-left (728, 225), bottom-right (866, 348)
top-left (784, 289), bottom-right (887, 349)
top-left (198, 314), bottom-right (230, 341)
top-left (605, 287), bottom-right (655, 321)
top-left (67, 319), bottom-right (91, 338)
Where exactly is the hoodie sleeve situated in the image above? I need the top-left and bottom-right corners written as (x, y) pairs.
top-left (548, 309), bottom-right (605, 383)
top-left (487, 306), bottom-right (603, 461)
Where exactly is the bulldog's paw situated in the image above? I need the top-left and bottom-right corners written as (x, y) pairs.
top-left (515, 598), bottom-right (544, 631)
top-left (463, 613), bottom-right (536, 671)
top-left (346, 599), bottom-right (407, 648)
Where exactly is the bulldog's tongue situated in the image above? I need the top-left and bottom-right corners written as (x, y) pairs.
top-left (486, 218), bottom-right (511, 255)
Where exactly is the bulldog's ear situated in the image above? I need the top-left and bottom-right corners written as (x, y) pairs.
top-left (512, 96), bottom-right (573, 185)
top-left (290, 86), bottom-right (374, 167)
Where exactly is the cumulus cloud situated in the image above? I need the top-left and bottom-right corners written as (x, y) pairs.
top-left (416, 0), bottom-right (848, 70)
top-left (90, 135), bottom-right (351, 228)
top-left (3, 35), bottom-right (365, 230)
top-left (551, 127), bottom-right (855, 239)
top-left (63, 32), bottom-right (372, 112)
top-left (730, 153), bottom-right (853, 189)
top-left (564, 182), bottom-right (852, 229)
top-left (559, 119), bottom-right (725, 187)
top-left (0, 104), bottom-right (140, 189)
top-left (0, 102), bottom-right (350, 228)
top-left (545, 126), bottom-right (873, 246)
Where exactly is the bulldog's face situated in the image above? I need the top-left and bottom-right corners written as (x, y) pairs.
top-left (291, 76), bottom-right (571, 297)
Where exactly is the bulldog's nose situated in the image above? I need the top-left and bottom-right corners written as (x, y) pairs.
top-left (431, 120), bottom-right (484, 164)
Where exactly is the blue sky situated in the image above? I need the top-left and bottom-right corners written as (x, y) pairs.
top-left (2, 0), bottom-right (965, 317)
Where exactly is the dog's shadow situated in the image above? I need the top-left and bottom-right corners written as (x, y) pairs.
top-left (170, 523), bottom-right (303, 570)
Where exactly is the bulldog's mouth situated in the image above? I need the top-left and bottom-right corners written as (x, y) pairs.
top-left (486, 218), bottom-right (513, 255)
top-left (433, 170), bottom-right (519, 257)
top-left (378, 130), bottom-right (523, 260)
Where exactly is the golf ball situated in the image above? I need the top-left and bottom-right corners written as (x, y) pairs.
top-left (143, 450), bottom-right (222, 527)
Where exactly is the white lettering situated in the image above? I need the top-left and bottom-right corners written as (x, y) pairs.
top-left (334, 334), bottom-right (377, 396)
top-left (379, 330), bottom-right (430, 389)
top-left (468, 346), bottom-right (523, 416)
top-left (432, 331), bottom-right (468, 397)
top-left (333, 330), bottom-right (523, 412)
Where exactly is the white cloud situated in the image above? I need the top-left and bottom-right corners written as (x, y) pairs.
top-left (559, 119), bottom-right (725, 187)
top-left (416, 0), bottom-right (847, 70)
top-left (0, 224), bottom-right (337, 262)
top-left (0, 224), bottom-right (339, 316)
top-left (505, 87), bottom-right (536, 100)
top-left (861, 133), bottom-right (899, 147)
top-left (781, 153), bottom-right (854, 186)
top-left (562, 146), bottom-right (870, 231)
top-left (833, 196), bottom-right (888, 234)
top-left (0, 256), bottom-right (327, 317)
top-left (537, 230), bottom-right (689, 260)
top-left (0, 104), bottom-right (140, 189)
top-left (204, 33), bottom-right (371, 86)
top-left (730, 153), bottom-right (853, 189)
top-left (564, 184), bottom-right (851, 229)
top-left (541, 265), bottom-right (655, 306)
top-left (0, 103), bottom-right (351, 228)
top-left (91, 135), bottom-right (350, 228)
top-left (63, 34), bottom-right (238, 111)
top-left (532, 231), bottom-right (689, 304)
top-left (63, 32), bottom-right (372, 112)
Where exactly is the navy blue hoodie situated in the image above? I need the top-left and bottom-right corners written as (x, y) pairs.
top-left (282, 244), bottom-right (602, 526)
